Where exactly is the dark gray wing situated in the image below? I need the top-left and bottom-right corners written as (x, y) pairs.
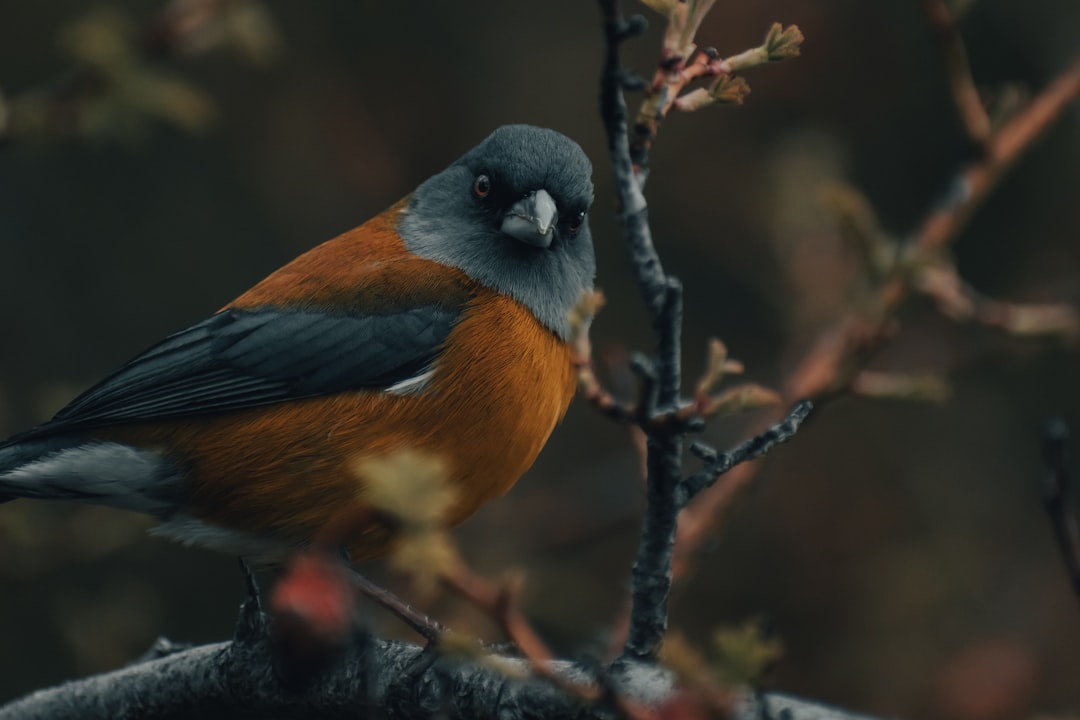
top-left (20, 304), bottom-right (458, 438)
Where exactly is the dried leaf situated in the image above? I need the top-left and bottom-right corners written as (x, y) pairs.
top-left (356, 451), bottom-right (459, 596)
top-left (693, 338), bottom-right (745, 401)
top-left (708, 74), bottom-right (751, 105)
top-left (389, 530), bottom-right (461, 597)
top-left (660, 630), bottom-right (711, 686)
top-left (356, 451), bottom-right (454, 529)
top-left (712, 620), bottom-right (784, 685)
top-left (723, 23), bottom-right (803, 74)
top-left (661, 626), bottom-right (769, 713)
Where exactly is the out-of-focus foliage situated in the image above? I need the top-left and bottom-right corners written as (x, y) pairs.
top-left (1, 0), bottom-right (279, 142)
top-left (1, 2), bottom-right (1079, 718)
top-left (358, 451), bottom-right (461, 596)
top-left (662, 621), bottom-right (783, 689)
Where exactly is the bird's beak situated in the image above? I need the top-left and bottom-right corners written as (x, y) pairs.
top-left (501, 189), bottom-right (558, 249)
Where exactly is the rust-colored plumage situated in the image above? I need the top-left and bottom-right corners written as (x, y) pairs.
top-left (0, 125), bottom-right (594, 562)
top-left (107, 205), bottom-right (575, 559)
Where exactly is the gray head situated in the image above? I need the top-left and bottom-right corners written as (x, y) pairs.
top-left (397, 125), bottom-right (595, 340)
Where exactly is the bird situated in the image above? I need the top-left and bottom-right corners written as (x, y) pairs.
top-left (0, 124), bottom-right (595, 564)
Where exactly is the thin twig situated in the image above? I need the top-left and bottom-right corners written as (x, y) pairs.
top-left (913, 54), bottom-right (1080, 257)
top-left (571, 291), bottom-right (639, 424)
top-left (438, 568), bottom-right (600, 699)
top-left (787, 55), bottom-right (1080, 403)
top-left (439, 565), bottom-right (662, 720)
top-left (574, 358), bottom-right (638, 424)
top-left (919, 0), bottom-right (991, 150)
top-left (440, 568), bottom-right (555, 667)
top-left (630, 15), bottom-right (802, 173)
top-left (633, 46), bottom-right (721, 173)
top-left (683, 401), bottom-right (813, 502)
top-left (349, 569), bottom-right (446, 642)
top-left (673, 52), bottom-right (1080, 584)
top-left (915, 263), bottom-right (1080, 340)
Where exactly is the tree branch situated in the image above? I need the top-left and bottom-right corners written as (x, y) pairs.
top-left (912, 53), bottom-right (1080, 257)
top-left (621, 286), bottom-right (685, 662)
top-left (598, 0), bottom-right (809, 665)
top-left (918, 0), bottom-right (991, 150)
top-left (599, 0), bottom-right (667, 316)
top-left (0, 4), bottom-right (894, 718)
top-left (0, 627), bottom-right (882, 720)
top-left (684, 401), bottom-right (813, 502)
top-left (600, 0), bottom-right (684, 664)
top-left (675, 51), bottom-right (1080, 575)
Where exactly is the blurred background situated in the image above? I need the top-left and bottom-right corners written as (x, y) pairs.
top-left (1, 1), bottom-right (1079, 717)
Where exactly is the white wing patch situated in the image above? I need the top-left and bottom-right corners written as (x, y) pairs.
top-left (385, 368), bottom-right (435, 395)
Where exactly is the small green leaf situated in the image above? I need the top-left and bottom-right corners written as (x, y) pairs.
top-left (712, 620), bottom-right (784, 685)
top-left (764, 23), bottom-right (804, 62)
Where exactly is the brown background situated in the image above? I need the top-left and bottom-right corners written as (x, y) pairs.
top-left (1, 1), bottom-right (1079, 718)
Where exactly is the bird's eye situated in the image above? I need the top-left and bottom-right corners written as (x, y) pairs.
top-left (568, 211), bottom-right (586, 234)
top-left (473, 174), bottom-right (492, 198)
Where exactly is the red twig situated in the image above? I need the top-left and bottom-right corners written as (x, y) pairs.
top-left (672, 52), bottom-right (1080, 580)
top-left (439, 565), bottom-right (663, 720)
top-left (436, 563), bottom-right (656, 719)
top-left (440, 568), bottom-right (557, 669)
top-left (919, 0), bottom-right (991, 150)
top-left (572, 302), bottom-right (639, 424)
top-left (632, 47), bottom-right (726, 171)
top-left (916, 263), bottom-right (1080, 340)
top-left (350, 570), bottom-right (445, 641)
top-left (915, 54), bottom-right (1080, 256)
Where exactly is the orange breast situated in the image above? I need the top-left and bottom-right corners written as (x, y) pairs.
top-left (105, 204), bottom-right (576, 559)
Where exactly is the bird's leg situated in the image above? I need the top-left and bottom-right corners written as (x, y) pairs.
top-left (239, 557), bottom-right (262, 610)
top-left (234, 556), bottom-right (268, 645)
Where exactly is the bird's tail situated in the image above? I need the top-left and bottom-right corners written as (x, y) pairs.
top-left (0, 437), bottom-right (78, 502)
top-left (0, 437), bottom-right (179, 515)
